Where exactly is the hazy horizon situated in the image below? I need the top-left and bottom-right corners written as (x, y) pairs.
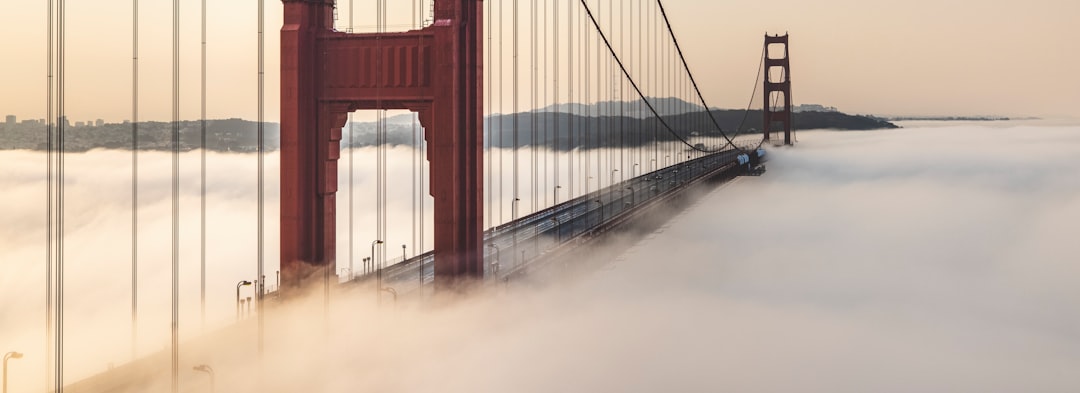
top-left (1, 0), bottom-right (1076, 123)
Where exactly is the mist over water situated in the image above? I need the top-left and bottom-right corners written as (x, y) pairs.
top-left (2, 121), bottom-right (1080, 391)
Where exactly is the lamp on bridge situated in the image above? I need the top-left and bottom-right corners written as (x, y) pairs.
top-left (551, 217), bottom-right (561, 243)
top-left (3, 351), bottom-right (23, 393)
top-left (372, 240), bottom-right (384, 301)
top-left (192, 364), bottom-right (215, 393)
top-left (553, 185), bottom-right (561, 206)
top-left (594, 199), bottom-right (605, 227)
top-left (235, 280), bottom-right (252, 321)
top-left (370, 240), bottom-right (383, 273)
top-left (487, 243), bottom-right (501, 279)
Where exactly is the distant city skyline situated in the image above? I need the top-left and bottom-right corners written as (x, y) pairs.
top-left (0, 0), bottom-right (1076, 122)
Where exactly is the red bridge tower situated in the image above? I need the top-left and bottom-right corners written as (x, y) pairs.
top-left (279, 0), bottom-right (484, 292)
top-left (763, 33), bottom-right (793, 145)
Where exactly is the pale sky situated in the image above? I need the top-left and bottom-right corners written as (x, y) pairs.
top-left (0, 0), bottom-right (1076, 123)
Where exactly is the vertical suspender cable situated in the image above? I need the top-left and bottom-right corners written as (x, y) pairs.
top-left (615, 0), bottom-right (621, 187)
top-left (483, 0), bottom-right (491, 230)
top-left (44, 0), bottom-right (57, 389)
top-left (651, 0), bottom-right (656, 169)
top-left (497, 0), bottom-right (503, 225)
top-left (531, 0), bottom-right (537, 214)
top-left (512, 0), bottom-right (519, 223)
top-left (418, 0), bottom-right (426, 291)
top-left (45, 0), bottom-right (54, 382)
top-left (567, 1), bottom-right (573, 201)
top-left (417, 0), bottom-right (423, 290)
top-left (583, 0), bottom-right (589, 195)
top-left (45, 0), bottom-right (53, 383)
top-left (542, 0), bottom-right (548, 208)
top-left (200, 0), bottom-right (207, 331)
top-left (56, 0), bottom-right (66, 388)
top-left (419, 0), bottom-right (426, 289)
top-left (57, 0), bottom-right (66, 381)
top-left (130, 0), bottom-right (139, 361)
top-left (654, 0), bottom-right (739, 151)
top-left (512, 0), bottom-right (519, 264)
top-left (411, 0), bottom-right (417, 258)
top-left (620, 0), bottom-right (625, 188)
top-left (170, 0), bottom-right (180, 390)
top-left (553, 0), bottom-right (559, 206)
top-left (257, 0), bottom-right (266, 357)
top-left (598, 0), bottom-right (604, 189)
top-left (634, 2), bottom-right (640, 173)
top-left (348, 0), bottom-right (354, 284)
top-left (376, 0), bottom-right (386, 297)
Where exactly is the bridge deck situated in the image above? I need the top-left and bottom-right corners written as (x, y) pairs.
top-left (362, 146), bottom-right (765, 294)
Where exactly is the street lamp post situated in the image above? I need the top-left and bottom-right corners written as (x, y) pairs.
top-left (235, 280), bottom-right (252, 321)
top-left (193, 364), bottom-right (215, 393)
top-left (349, 250), bottom-right (355, 280)
top-left (3, 352), bottom-right (23, 393)
top-left (511, 197), bottom-right (520, 271)
top-left (650, 158), bottom-right (656, 172)
top-left (487, 243), bottom-right (501, 279)
top-left (553, 185), bottom-right (561, 206)
top-left (371, 239), bottom-right (383, 302)
top-left (594, 199), bottom-right (604, 228)
top-left (633, 163), bottom-right (639, 178)
top-left (610, 169), bottom-right (619, 188)
top-left (551, 217), bottom-right (561, 243)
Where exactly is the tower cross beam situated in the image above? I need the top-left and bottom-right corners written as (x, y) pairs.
top-left (279, 0), bottom-right (484, 293)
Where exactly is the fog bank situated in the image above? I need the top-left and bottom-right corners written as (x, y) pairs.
top-left (3, 122), bottom-right (1080, 392)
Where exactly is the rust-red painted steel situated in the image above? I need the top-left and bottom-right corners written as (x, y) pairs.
top-left (763, 34), bottom-right (793, 145)
top-left (280, 0), bottom-right (484, 293)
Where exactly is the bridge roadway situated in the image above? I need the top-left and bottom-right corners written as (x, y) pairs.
top-left (364, 145), bottom-right (766, 295)
top-left (60, 145), bottom-right (765, 392)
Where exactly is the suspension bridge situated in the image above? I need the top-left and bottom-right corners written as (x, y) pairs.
top-left (23, 0), bottom-right (794, 391)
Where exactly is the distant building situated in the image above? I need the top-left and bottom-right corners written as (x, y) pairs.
top-left (5, 115), bottom-right (15, 126)
top-left (793, 104), bottom-right (838, 113)
top-left (75, 121), bottom-right (85, 128)
top-left (95, 119), bottom-right (104, 127)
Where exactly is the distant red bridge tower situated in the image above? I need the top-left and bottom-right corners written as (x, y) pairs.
top-left (279, 0), bottom-right (484, 292)
top-left (763, 33), bottom-right (793, 145)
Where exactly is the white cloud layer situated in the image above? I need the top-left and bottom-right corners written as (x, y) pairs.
top-left (2, 121), bottom-right (1079, 392)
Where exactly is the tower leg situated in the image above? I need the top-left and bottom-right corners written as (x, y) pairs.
top-left (280, 0), bottom-right (337, 293)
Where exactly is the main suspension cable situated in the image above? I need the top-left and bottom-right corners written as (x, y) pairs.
top-left (577, 0), bottom-right (735, 153)
top-left (655, 0), bottom-right (757, 150)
